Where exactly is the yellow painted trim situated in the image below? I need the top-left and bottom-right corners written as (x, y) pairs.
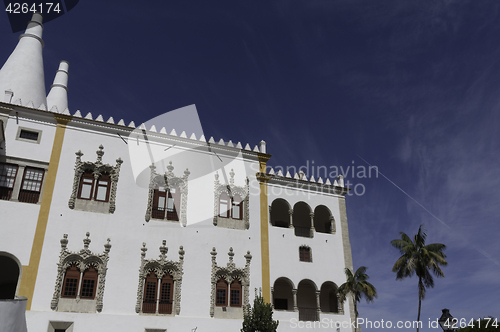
top-left (257, 153), bottom-right (271, 303)
top-left (19, 115), bottom-right (70, 310)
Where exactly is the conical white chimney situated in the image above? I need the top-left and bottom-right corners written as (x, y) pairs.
top-left (0, 13), bottom-right (46, 109)
top-left (47, 61), bottom-right (69, 113)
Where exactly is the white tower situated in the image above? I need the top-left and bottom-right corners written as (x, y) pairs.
top-left (46, 60), bottom-right (69, 113)
top-left (0, 13), bottom-right (46, 109)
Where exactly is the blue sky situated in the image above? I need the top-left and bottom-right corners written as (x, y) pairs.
top-left (1, 0), bottom-right (499, 330)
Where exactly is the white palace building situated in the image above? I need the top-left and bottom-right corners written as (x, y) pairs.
top-left (0, 13), bottom-right (356, 332)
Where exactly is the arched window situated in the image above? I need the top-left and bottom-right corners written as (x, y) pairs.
top-left (0, 254), bottom-right (21, 299)
top-left (136, 242), bottom-right (184, 316)
top-left (293, 202), bottom-right (312, 238)
top-left (270, 199), bottom-right (290, 228)
top-left (314, 205), bottom-right (333, 234)
top-left (61, 265), bottom-right (80, 298)
top-left (213, 170), bottom-right (249, 230)
top-left (219, 193), bottom-right (230, 218)
top-left (272, 277), bottom-right (294, 311)
top-left (216, 278), bottom-right (228, 306)
top-left (51, 234), bottom-right (111, 313)
top-left (299, 246), bottom-right (312, 262)
top-left (297, 279), bottom-right (318, 321)
top-left (230, 279), bottom-right (242, 307)
top-left (320, 282), bottom-right (338, 313)
top-left (94, 173), bottom-right (111, 202)
top-left (80, 267), bottom-right (98, 299)
top-left (142, 272), bottom-right (158, 314)
top-left (231, 195), bottom-right (243, 220)
top-left (159, 273), bottom-right (173, 314)
top-left (77, 171), bottom-right (94, 200)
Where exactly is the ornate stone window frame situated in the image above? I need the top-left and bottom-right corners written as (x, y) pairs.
top-left (213, 169), bottom-right (250, 230)
top-left (210, 247), bottom-right (251, 318)
top-left (135, 240), bottom-right (185, 316)
top-left (51, 232), bottom-right (111, 313)
top-left (68, 145), bottom-right (123, 214)
top-left (145, 162), bottom-right (189, 226)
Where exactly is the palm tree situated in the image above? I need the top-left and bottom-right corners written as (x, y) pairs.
top-left (336, 266), bottom-right (377, 332)
top-left (391, 225), bottom-right (447, 332)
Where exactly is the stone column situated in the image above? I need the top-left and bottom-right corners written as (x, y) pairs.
top-left (309, 212), bottom-right (315, 238)
top-left (288, 209), bottom-right (294, 229)
top-left (156, 277), bottom-right (161, 314)
top-left (329, 216), bottom-right (336, 234)
top-left (315, 290), bottom-right (321, 321)
top-left (292, 288), bottom-right (298, 312)
top-left (10, 165), bottom-right (24, 201)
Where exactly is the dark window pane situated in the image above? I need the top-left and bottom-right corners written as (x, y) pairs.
top-left (19, 129), bottom-right (39, 141)
top-left (145, 281), bottom-right (156, 302)
top-left (18, 167), bottom-right (44, 203)
top-left (160, 283), bottom-right (171, 303)
top-left (80, 279), bottom-right (95, 298)
top-left (62, 278), bottom-right (78, 297)
top-left (274, 298), bottom-right (288, 310)
top-left (230, 289), bottom-right (240, 306)
top-left (0, 163), bottom-right (17, 200)
top-left (216, 289), bottom-right (226, 305)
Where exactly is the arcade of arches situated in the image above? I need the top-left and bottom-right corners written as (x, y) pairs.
top-left (271, 277), bottom-right (342, 321)
top-left (270, 199), bottom-right (336, 238)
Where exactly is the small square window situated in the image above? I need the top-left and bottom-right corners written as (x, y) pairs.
top-left (299, 246), bottom-right (312, 262)
top-left (16, 127), bottom-right (42, 144)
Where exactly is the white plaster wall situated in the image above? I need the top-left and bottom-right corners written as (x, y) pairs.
top-left (267, 182), bottom-right (354, 332)
top-left (0, 115), bottom-right (354, 332)
top-left (2, 115), bottom-right (56, 163)
top-left (0, 114), bottom-right (53, 266)
top-left (0, 200), bottom-right (39, 265)
top-left (27, 122), bottom-right (265, 330)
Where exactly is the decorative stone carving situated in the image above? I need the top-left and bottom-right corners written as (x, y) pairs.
top-left (144, 162), bottom-right (190, 226)
top-left (213, 169), bottom-right (250, 230)
top-left (209, 247), bottom-right (251, 318)
top-left (51, 232), bottom-right (111, 312)
top-left (68, 145), bottom-right (123, 213)
top-left (135, 241), bottom-right (185, 315)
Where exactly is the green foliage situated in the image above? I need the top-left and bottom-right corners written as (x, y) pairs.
top-left (241, 290), bottom-right (279, 332)
top-left (336, 266), bottom-right (377, 325)
top-left (457, 318), bottom-right (500, 331)
top-left (391, 225), bottom-right (447, 331)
